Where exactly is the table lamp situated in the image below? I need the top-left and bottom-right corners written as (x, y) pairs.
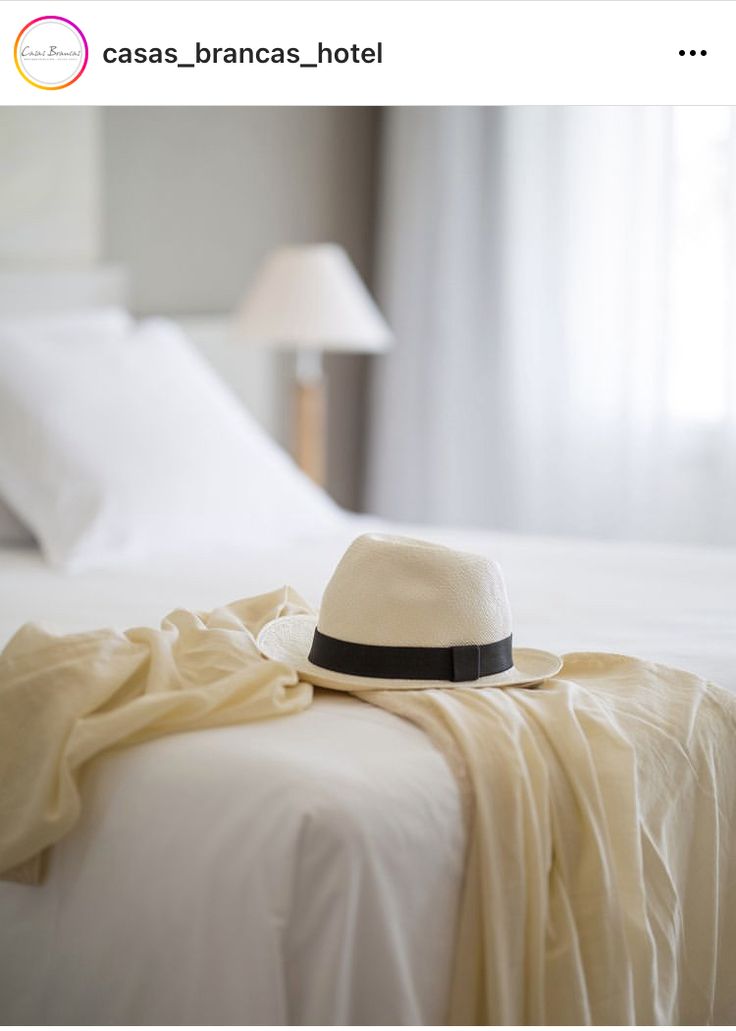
top-left (236, 244), bottom-right (393, 485)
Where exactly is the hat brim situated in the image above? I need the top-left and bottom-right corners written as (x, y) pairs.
top-left (257, 614), bottom-right (563, 692)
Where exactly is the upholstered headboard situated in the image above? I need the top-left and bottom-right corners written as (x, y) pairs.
top-left (0, 266), bottom-right (128, 317)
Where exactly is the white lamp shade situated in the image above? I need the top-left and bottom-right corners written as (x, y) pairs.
top-left (236, 244), bottom-right (393, 353)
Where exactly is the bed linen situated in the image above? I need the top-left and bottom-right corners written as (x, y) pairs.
top-left (0, 316), bottom-right (340, 571)
top-left (0, 588), bottom-right (313, 882)
top-left (0, 521), bottom-right (735, 1024)
top-left (370, 656), bottom-right (736, 1024)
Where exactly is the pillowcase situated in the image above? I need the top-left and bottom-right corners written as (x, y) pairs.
top-left (0, 308), bottom-right (133, 549)
top-left (0, 316), bottom-right (342, 570)
top-left (0, 498), bottom-right (32, 546)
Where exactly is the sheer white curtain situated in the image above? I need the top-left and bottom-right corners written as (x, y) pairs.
top-left (366, 107), bottom-right (736, 546)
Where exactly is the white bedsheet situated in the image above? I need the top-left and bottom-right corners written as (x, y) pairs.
top-left (1, 520), bottom-right (734, 1024)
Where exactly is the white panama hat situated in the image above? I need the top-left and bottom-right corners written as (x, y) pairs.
top-left (258, 533), bottom-right (563, 691)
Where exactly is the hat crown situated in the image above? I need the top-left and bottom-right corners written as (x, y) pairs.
top-left (318, 534), bottom-right (512, 648)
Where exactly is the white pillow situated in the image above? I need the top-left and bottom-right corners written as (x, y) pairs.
top-left (0, 316), bottom-right (342, 570)
top-left (0, 308), bottom-right (132, 549)
top-left (0, 498), bottom-right (32, 546)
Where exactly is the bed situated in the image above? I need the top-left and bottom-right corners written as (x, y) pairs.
top-left (1, 272), bottom-right (734, 1023)
top-left (1, 522), bottom-right (734, 1024)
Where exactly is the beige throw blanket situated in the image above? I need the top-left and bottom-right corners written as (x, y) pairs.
top-left (365, 658), bottom-right (736, 1024)
top-left (0, 588), bottom-right (313, 882)
top-left (2, 592), bottom-right (735, 1023)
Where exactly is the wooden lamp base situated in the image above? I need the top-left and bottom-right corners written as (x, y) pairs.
top-left (293, 351), bottom-right (326, 486)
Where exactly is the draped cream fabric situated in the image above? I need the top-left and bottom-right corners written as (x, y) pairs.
top-left (2, 595), bottom-right (735, 1022)
top-left (364, 655), bottom-right (736, 1024)
top-left (0, 588), bottom-right (313, 880)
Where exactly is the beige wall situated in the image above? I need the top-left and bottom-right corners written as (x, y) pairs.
top-left (0, 108), bottom-right (102, 267)
top-left (102, 107), bottom-right (378, 509)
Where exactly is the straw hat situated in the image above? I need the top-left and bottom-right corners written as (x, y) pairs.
top-left (258, 533), bottom-right (562, 691)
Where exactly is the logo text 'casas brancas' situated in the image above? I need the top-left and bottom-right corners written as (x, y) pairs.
top-left (15, 16), bottom-right (88, 90)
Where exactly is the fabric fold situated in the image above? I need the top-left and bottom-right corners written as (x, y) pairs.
top-left (2, 596), bottom-right (735, 1023)
top-left (0, 587), bottom-right (313, 881)
top-left (361, 654), bottom-right (736, 1024)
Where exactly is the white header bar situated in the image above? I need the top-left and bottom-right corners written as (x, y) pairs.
top-left (1, 0), bottom-right (734, 106)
